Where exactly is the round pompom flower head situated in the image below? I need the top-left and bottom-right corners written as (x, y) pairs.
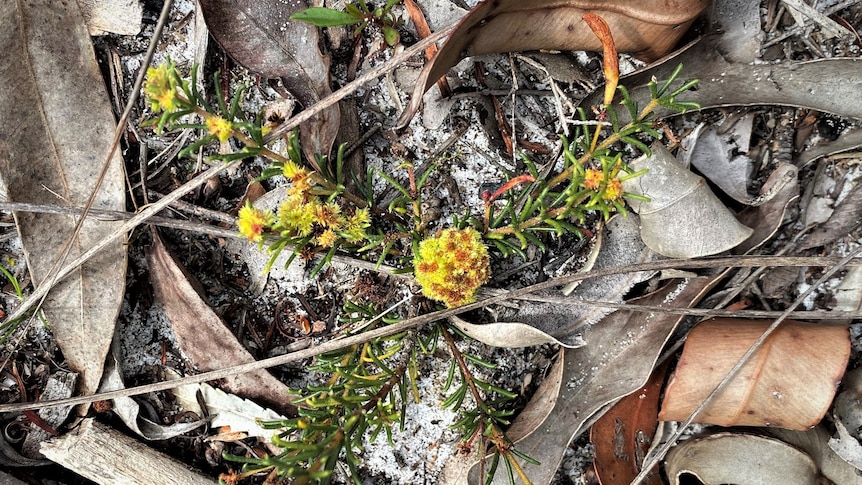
top-left (414, 228), bottom-right (491, 308)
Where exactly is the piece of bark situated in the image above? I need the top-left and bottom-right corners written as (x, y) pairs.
top-left (76, 0), bottom-right (143, 35)
top-left (40, 419), bottom-right (212, 484)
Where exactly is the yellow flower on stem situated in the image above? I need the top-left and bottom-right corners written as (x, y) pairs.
top-left (315, 229), bottom-right (338, 248)
top-left (237, 203), bottom-right (274, 243)
top-left (206, 115), bottom-right (234, 142)
top-left (584, 169), bottom-right (603, 190)
top-left (603, 178), bottom-right (623, 200)
top-left (414, 228), bottom-right (491, 308)
top-left (143, 62), bottom-right (179, 113)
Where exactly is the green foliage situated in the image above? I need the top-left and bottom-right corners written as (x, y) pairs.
top-left (0, 263), bottom-right (46, 343)
top-left (142, 61), bottom-right (699, 484)
top-left (475, 64), bottom-right (699, 257)
top-left (291, 0), bottom-right (403, 46)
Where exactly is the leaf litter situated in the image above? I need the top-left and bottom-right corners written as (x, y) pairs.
top-left (1, 0), bottom-right (862, 484)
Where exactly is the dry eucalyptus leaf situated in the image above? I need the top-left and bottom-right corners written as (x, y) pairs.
top-left (584, 34), bottom-right (862, 124)
top-left (470, 276), bottom-right (722, 485)
top-left (798, 127), bottom-right (862, 167)
top-left (171, 379), bottom-right (288, 442)
top-left (396, 0), bottom-right (710, 128)
top-left (664, 432), bottom-right (819, 485)
top-left (682, 120), bottom-right (756, 204)
top-left (800, 183), bottom-right (862, 250)
top-left (100, 346), bottom-right (206, 440)
top-left (0, 0), bottom-right (127, 397)
top-left (734, 163), bottom-right (800, 254)
top-left (199, 0), bottom-right (340, 165)
top-left (770, 426), bottom-right (862, 485)
top-left (830, 368), bottom-right (862, 470)
top-left (146, 231), bottom-right (296, 416)
top-left (659, 319), bottom-right (850, 430)
top-left (622, 143), bottom-right (753, 258)
top-left (830, 419), bottom-right (862, 471)
top-left (560, 212), bottom-right (656, 299)
top-left (447, 315), bottom-right (583, 348)
top-left (834, 266), bottom-right (862, 316)
top-left (483, 213), bottom-right (655, 347)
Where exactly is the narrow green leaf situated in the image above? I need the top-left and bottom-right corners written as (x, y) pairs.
top-left (290, 7), bottom-right (363, 27)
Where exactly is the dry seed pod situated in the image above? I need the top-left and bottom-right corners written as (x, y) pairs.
top-left (659, 318), bottom-right (850, 430)
top-left (621, 143), bottom-right (753, 258)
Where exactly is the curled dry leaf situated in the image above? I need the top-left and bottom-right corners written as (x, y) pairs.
top-left (682, 120), bottom-right (756, 204)
top-left (830, 368), bottom-right (862, 471)
top-left (199, 0), bottom-right (340, 166)
top-left (659, 318), bottom-right (850, 430)
top-left (0, 0), bottom-right (127, 397)
top-left (733, 163), bottom-right (800, 254)
top-left (146, 231), bottom-right (296, 416)
top-left (771, 426), bottom-right (862, 485)
top-left (100, 345), bottom-right (206, 441)
top-left (664, 432), bottom-right (819, 485)
top-left (171, 378), bottom-right (289, 442)
top-left (396, 0), bottom-right (710, 128)
top-left (447, 315), bottom-right (582, 348)
top-left (800, 183), bottom-right (862, 250)
top-left (622, 143), bottom-right (753, 258)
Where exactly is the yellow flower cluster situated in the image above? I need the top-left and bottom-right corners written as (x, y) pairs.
top-left (584, 168), bottom-right (623, 201)
top-left (143, 62), bottom-right (179, 113)
top-left (205, 115), bottom-right (234, 142)
top-left (414, 228), bottom-right (491, 308)
top-left (238, 203), bottom-right (275, 243)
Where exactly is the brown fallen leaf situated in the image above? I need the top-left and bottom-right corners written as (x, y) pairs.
top-left (0, 0), bottom-right (127, 397)
top-left (397, 0), bottom-right (709, 128)
top-left (199, 0), bottom-right (340, 169)
top-left (146, 231), bottom-right (296, 416)
top-left (590, 361), bottom-right (668, 485)
top-left (658, 318), bottom-right (850, 430)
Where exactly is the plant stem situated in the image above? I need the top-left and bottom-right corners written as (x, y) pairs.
top-left (539, 98), bottom-right (660, 193)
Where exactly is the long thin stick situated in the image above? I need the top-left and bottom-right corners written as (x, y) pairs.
top-left (1, 254), bottom-right (858, 413)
